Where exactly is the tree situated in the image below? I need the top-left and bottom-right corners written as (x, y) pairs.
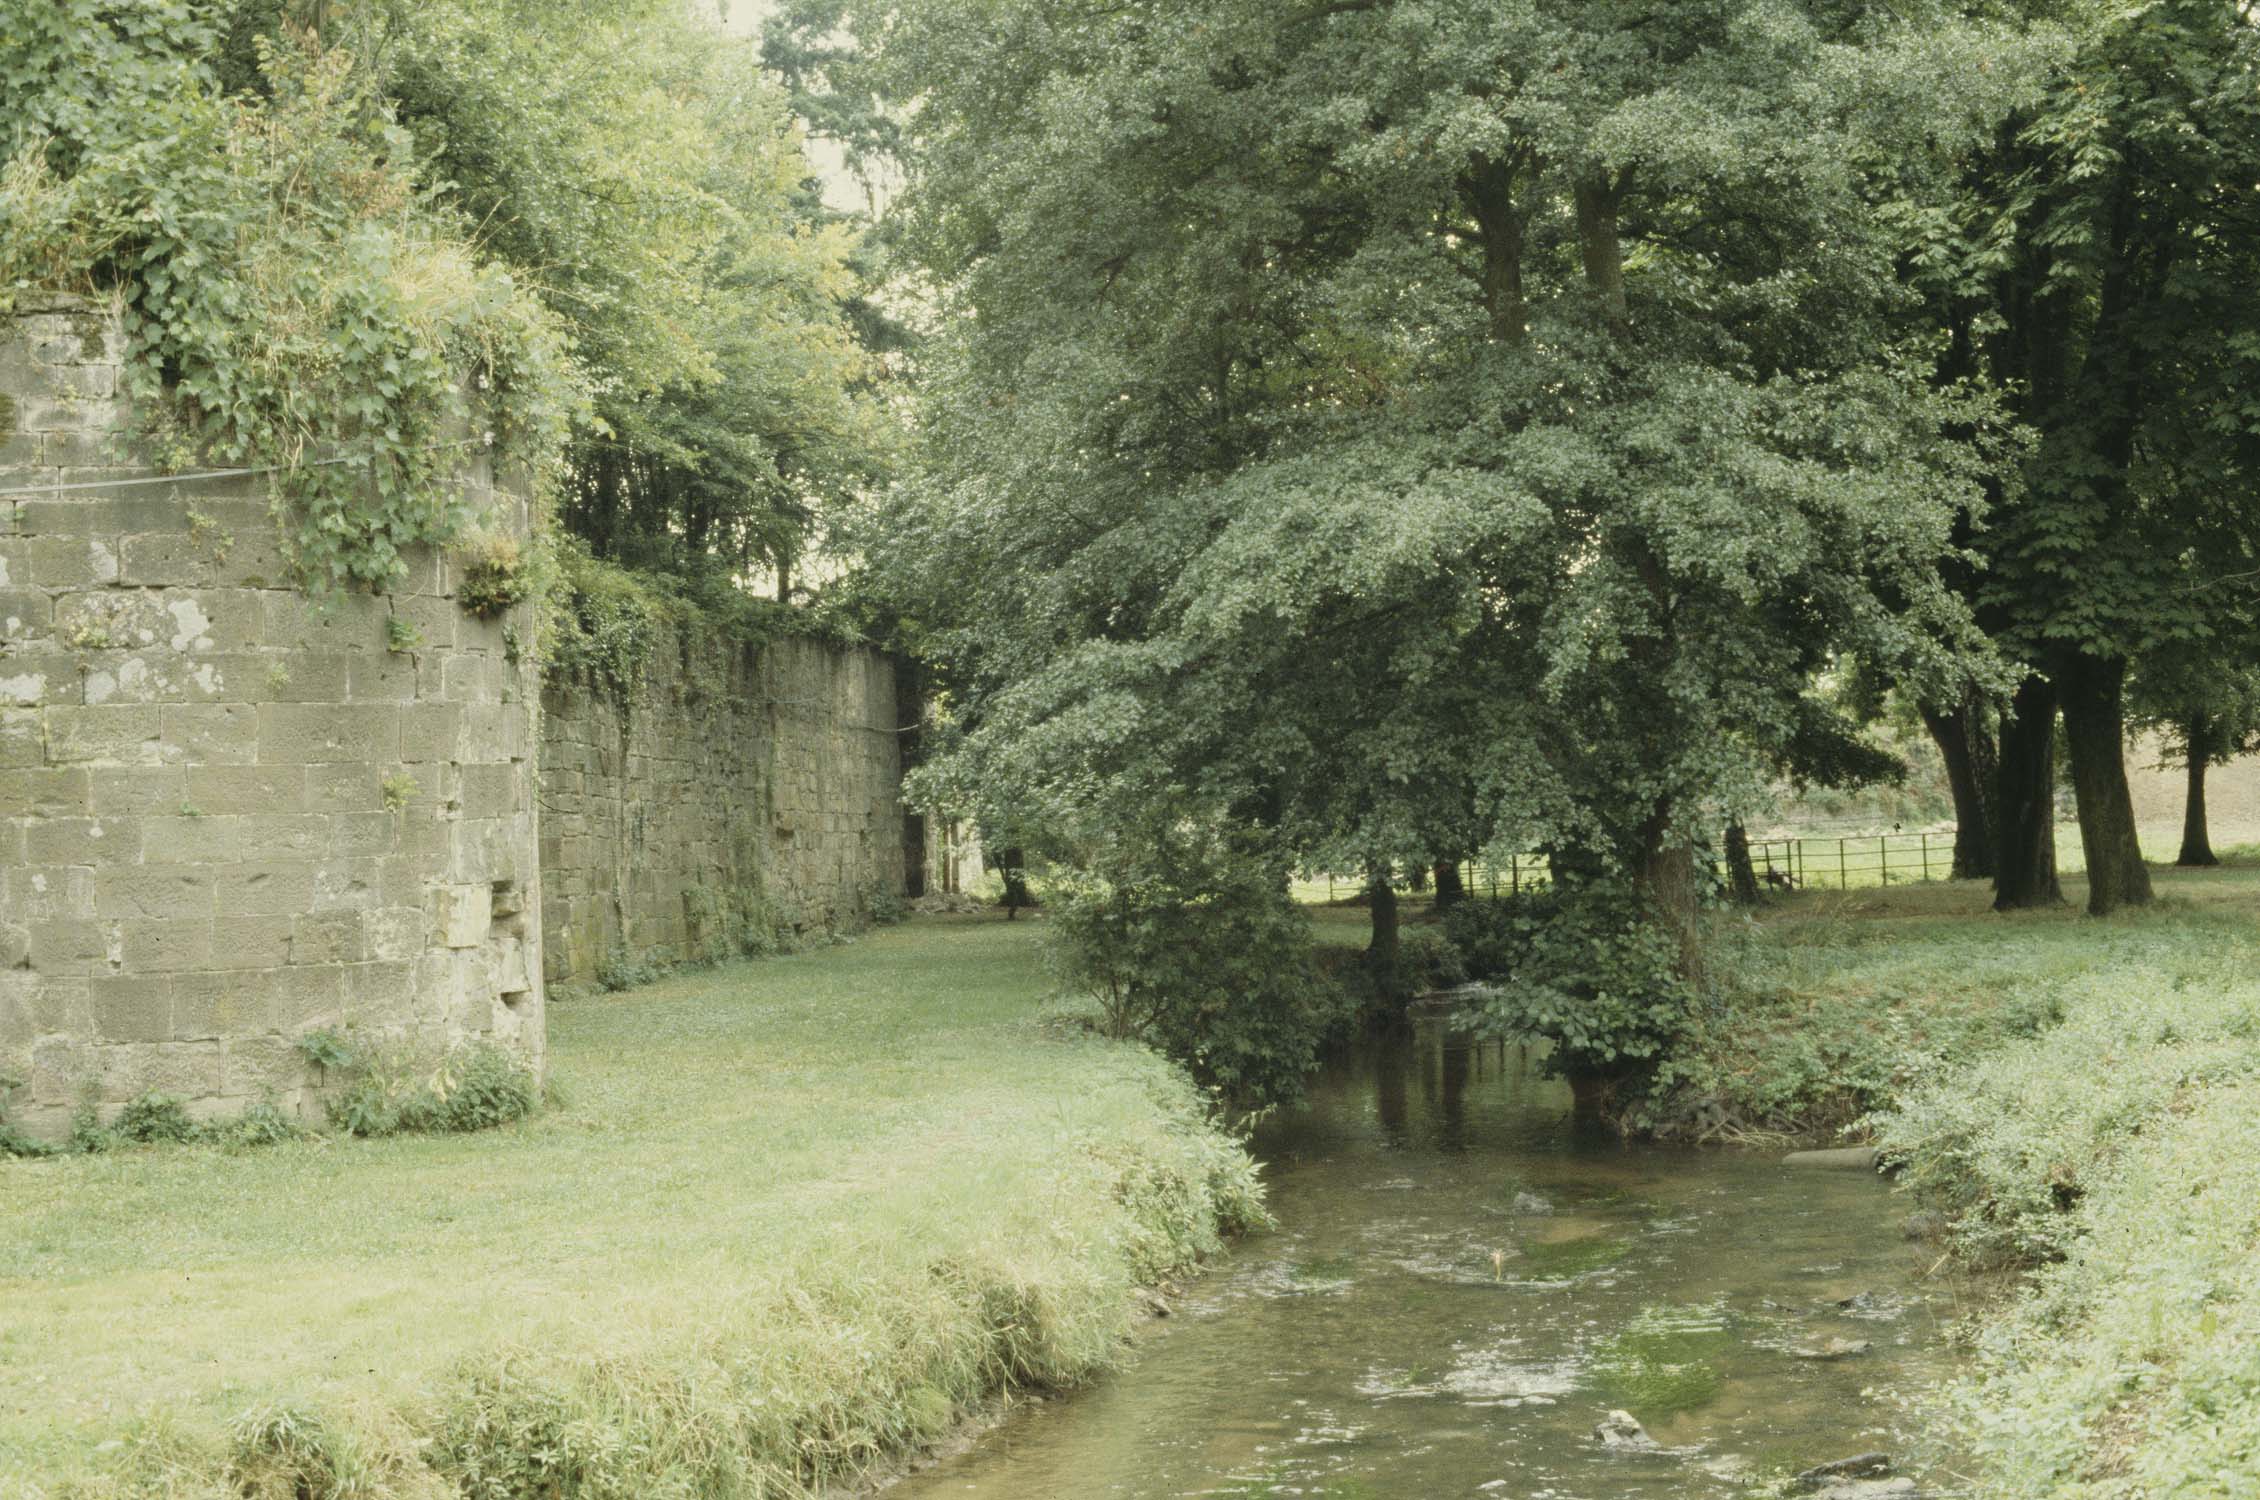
top-left (865, 0), bottom-right (2000, 1092)
top-left (356, 0), bottom-right (892, 587)
top-left (2131, 619), bottom-right (2260, 868)
top-left (1909, 0), bottom-right (2260, 913)
top-left (1917, 685), bottom-right (2001, 881)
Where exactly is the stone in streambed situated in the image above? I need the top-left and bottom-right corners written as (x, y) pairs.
top-left (1782, 1146), bottom-right (1880, 1170)
top-left (1792, 1453), bottom-right (1900, 1492)
top-left (1592, 1410), bottom-right (1657, 1450)
top-left (1789, 1336), bottom-right (1872, 1360)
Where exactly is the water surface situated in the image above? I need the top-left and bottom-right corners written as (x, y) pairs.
top-left (894, 1023), bottom-right (1961, 1498)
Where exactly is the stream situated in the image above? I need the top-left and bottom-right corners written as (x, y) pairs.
top-left (892, 1019), bottom-right (1966, 1499)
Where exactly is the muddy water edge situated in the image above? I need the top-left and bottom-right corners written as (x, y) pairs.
top-left (889, 1018), bottom-right (1973, 1499)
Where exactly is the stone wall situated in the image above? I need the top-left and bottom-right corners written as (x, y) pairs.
top-left (538, 625), bottom-right (903, 986)
top-left (0, 298), bottom-right (543, 1138)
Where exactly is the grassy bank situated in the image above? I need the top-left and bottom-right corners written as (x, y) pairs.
top-left (1688, 860), bottom-right (2260, 1497)
top-left (0, 917), bottom-right (1265, 1499)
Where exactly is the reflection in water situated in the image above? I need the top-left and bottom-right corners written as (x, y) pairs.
top-left (891, 1021), bottom-right (1959, 1500)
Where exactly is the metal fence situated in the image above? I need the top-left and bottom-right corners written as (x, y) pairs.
top-left (1305, 831), bottom-right (1960, 903)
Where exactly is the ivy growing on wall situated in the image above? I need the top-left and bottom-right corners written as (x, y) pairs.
top-left (0, 4), bottom-right (574, 596)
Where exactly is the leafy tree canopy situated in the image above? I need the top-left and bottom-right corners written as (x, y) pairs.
top-left (868, 0), bottom-right (2016, 995)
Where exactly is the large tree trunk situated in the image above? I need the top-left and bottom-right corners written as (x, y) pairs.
top-left (1919, 694), bottom-right (1998, 881)
top-left (2059, 653), bottom-right (2152, 915)
top-left (1433, 858), bottom-right (1465, 910)
top-left (1365, 867), bottom-right (1404, 1007)
top-left (1724, 820), bottom-right (1761, 904)
top-left (1992, 677), bottom-right (2063, 910)
top-left (2180, 714), bottom-right (2219, 867)
top-left (998, 848), bottom-right (1031, 918)
top-left (1460, 151), bottom-right (1527, 344)
top-left (1635, 804), bottom-right (1703, 984)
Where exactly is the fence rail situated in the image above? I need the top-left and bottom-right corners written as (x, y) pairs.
top-left (1304, 831), bottom-right (1959, 903)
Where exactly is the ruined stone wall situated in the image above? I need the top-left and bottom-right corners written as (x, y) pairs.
top-left (0, 298), bottom-right (543, 1137)
top-left (539, 628), bottom-right (902, 986)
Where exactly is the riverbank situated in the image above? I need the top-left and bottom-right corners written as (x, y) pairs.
top-left (1689, 861), bottom-right (2260, 1497)
top-left (0, 917), bottom-right (1265, 1499)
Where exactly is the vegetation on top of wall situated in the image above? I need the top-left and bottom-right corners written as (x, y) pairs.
top-left (0, 6), bottom-right (575, 597)
top-left (547, 540), bottom-right (866, 703)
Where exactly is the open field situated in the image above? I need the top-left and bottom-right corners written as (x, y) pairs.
top-left (0, 918), bottom-right (1262, 1499)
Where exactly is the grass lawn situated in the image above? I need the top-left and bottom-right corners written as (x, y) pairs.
top-left (0, 916), bottom-right (1263, 1499)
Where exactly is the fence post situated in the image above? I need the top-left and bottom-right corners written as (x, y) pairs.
top-left (1510, 853), bottom-right (1520, 894)
top-left (1879, 836), bottom-right (1889, 886)
top-left (1839, 839), bottom-right (1848, 889)
top-left (1921, 832), bottom-right (1930, 881)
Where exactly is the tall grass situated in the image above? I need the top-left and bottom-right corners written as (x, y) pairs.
top-left (1699, 862), bottom-right (2260, 1496)
top-left (0, 917), bottom-right (1264, 1499)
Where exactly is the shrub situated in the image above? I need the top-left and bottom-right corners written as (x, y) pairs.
top-left (1447, 882), bottom-right (1693, 1085)
top-left (863, 881), bottom-right (908, 927)
top-left (454, 529), bottom-right (531, 619)
top-left (112, 1092), bottom-right (196, 1145)
top-left (595, 948), bottom-right (661, 993)
top-left (1049, 831), bottom-right (1352, 1108)
top-left (330, 1042), bottom-right (540, 1139)
top-left (1397, 926), bottom-right (1468, 992)
top-left (0, 1075), bottom-right (57, 1159)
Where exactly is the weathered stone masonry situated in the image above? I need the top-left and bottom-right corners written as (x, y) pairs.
top-left (0, 302), bottom-right (909, 1136)
top-left (0, 298), bottom-right (543, 1137)
top-left (538, 627), bottom-right (903, 987)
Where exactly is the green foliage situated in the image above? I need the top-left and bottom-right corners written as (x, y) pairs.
top-left (1048, 825), bottom-right (1351, 1108)
top-left (1935, 1079), bottom-right (2260, 1499)
top-left (208, 1095), bottom-right (298, 1150)
top-left (227, 1400), bottom-right (442, 1500)
top-left (1653, 909), bottom-right (2080, 1137)
top-left (862, 880), bottom-right (907, 927)
top-left (363, 0), bottom-right (893, 592)
top-left (383, 615), bottom-right (422, 654)
top-left (1870, 952), bottom-right (2260, 1266)
top-left (0, 1077), bottom-right (58, 1159)
top-left (545, 540), bottom-right (855, 702)
top-left (452, 528), bottom-right (530, 620)
top-left (1395, 927), bottom-right (1466, 994)
top-left (866, 0), bottom-right (2009, 1042)
top-left (294, 1026), bottom-right (357, 1074)
top-left (45, 1089), bottom-right (301, 1157)
top-left (380, 771), bottom-right (418, 811)
top-left (0, 13), bottom-right (574, 597)
top-left (111, 1092), bottom-right (196, 1145)
top-left (1448, 887), bottom-right (1694, 1080)
top-left (595, 948), bottom-right (661, 995)
top-left (327, 1041), bottom-right (539, 1139)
